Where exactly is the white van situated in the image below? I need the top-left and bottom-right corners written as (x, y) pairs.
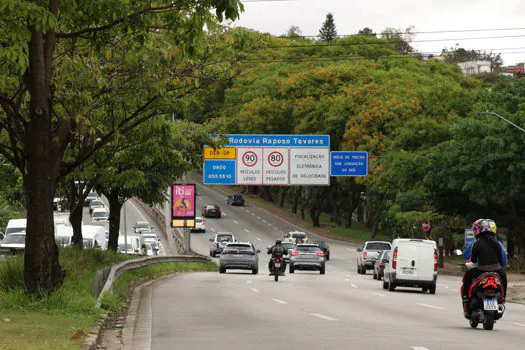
top-left (5, 219), bottom-right (27, 235)
top-left (383, 238), bottom-right (438, 294)
top-left (118, 233), bottom-right (143, 255)
top-left (82, 225), bottom-right (108, 250)
top-left (283, 231), bottom-right (308, 244)
top-left (55, 225), bottom-right (73, 247)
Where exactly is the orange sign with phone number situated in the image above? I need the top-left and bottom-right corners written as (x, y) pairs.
top-left (203, 147), bottom-right (236, 159)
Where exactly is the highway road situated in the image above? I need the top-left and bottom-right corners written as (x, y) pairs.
top-left (133, 183), bottom-right (525, 350)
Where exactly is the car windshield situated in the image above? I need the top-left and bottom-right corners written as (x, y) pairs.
top-left (5, 227), bottom-right (25, 234)
top-left (142, 234), bottom-right (157, 239)
top-left (292, 233), bottom-right (307, 239)
top-left (143, 238), bottom-right (157, 244)
top-left (196, 218), bottom-right (203, 223)
top-left (223, 245), bottom-right (253, 254)
top-left (366, 242), bottom-right (391, 250)
top-left (93, 211), bottom-right (108, 218)
top-left (296, 245), bottom-right (320, 253)
top-left (233, 195), bottom-right (243, 199)
top-left (2, 234), bottom-right (25, 244)
top-left (136, 222), bottom-right (150, 229)
top-left (282, 243), bottom-right (296, 251)
top-left (217, 235), bottom-right (233, 242)
top-left (91, 201), bottom-right (104, 207)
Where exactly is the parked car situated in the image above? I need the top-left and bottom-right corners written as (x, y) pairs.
top-left (91, 208), bottom-right (109, 224)
top-left (289, 244), bottom-right (326, 274)
top-left (226, 194), bottom-right (245, 206)
top-left (209, 232), bottom-right (236, 257)
top-left (219, 242), bottom-right (259, 274)
top-left (356, 241), bottom-right (392, 275)
top-left (373, 250), bottom-right (390, 280)
top-left (0, 232), bottom-right (26, 254)
top-left (190, 217), bottom-right (206, 233)
top-left (134, 221), bottom-right (152, 233)
top-left (383, 238), bottom-right (438, 294)
top-left (89, 199), bottom-right (105, 215)
top-left (5, 218), bottom-right (27, 235)
top-left (201, 204), bottom-right (221, 218)
top-left (312, 240), bottom-right (330, 260)
top-left (281, 241), bottom-right (296, 263)
top-left (283, 231), bottom-right (308, 244)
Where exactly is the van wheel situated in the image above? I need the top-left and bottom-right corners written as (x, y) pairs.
top-left (373, 272), bottom-right (377, 280)
top-left (429, 283), bottom-right (436, 295)
top-left (252, 269), bottom-right (258, 275)
top-left (219, 267), bottom-right (226, 274)
top-left (388, 281), bottom-right (396, 291)
top-left (383, 281), bottom-right (388, 290)
top-left (289, 265), bottom-right (295, 274)
top-left (422, 287), bottom-right (428, 293)
top-left (320, 267), bottom-right (325, 275)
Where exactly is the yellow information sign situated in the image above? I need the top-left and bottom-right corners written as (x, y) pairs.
top-left (203, 147), bottom-right (236, 159)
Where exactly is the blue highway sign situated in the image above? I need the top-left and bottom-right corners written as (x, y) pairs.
top-left (330, 151), bottom-right (368, 176)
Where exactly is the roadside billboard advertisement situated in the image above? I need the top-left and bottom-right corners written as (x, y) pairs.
top-left (171, 184), bottom-right (196, 228)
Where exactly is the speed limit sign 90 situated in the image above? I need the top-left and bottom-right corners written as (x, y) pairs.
top-left (242, 151), bottom-right (258, 167)
top-left (268, 151), bottom-right (284, 167)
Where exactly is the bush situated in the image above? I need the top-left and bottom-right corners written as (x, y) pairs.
top-left (0, 256), bottom-right (24, 292)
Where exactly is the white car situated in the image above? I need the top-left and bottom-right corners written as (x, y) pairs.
top-left (283, 231), bottom-right (308, 244)
top-left (0, 232), bottom-right (26, 254)
top-left (190, 217), bottom-right (206, 233)
top-left (91, 208), bottom-right (109, 224)
top-left (134, 221), bottom-right (152, 233)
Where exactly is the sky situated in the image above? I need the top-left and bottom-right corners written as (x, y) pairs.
top-left (231, 0), bottom-right (525, 66)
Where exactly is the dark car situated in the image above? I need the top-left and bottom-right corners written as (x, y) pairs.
top-left (373, 250), bottom-right (390, 281)
top-left (202, 204), bottom-right (221, 218)
top-left (312, 240), bottom-right (330, 260)
top-left (226, 194), bottom-right (245, 206)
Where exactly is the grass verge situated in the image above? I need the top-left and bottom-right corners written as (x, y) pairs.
top-left (100, 261), bottom-right (218, 314)
top-left (0, 248), bottom-right (215, 349)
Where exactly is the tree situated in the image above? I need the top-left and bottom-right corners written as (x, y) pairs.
top-left (0, 0), bottom-right (243, 294)
top-left (358, 27), bottom-right (376, 37)
top-left (380, 26), bottom-right (415, 54)
top-left (284, 26), bottom-right (303, 39)
top-left (319, 13), bottom-right (337, 41)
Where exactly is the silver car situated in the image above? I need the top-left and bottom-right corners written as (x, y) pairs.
top-left (289, 244), bottom-right (326, 274)
top-left (219, 242), bottom-right (259, 274)
top-left (209, 232), bottom-right (236, 257)
top-left (281, 242), bottom-right (296, 262)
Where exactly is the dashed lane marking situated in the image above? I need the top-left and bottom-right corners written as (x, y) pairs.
top-left (350, 284), bottom-right (358, 288)
top-left (417, 303), bottom-right (444, 310)
top-left (233, 220), bottom-right (239, 224)
top-left (246, 280), bottom-right (252, 284)
top-left (345, 279), bottom-right (349, 282)
top-left (251, 288), bottom-right (259, 293)
top-left (245, 229), bottom-right (250, 233)
top-left (411, 347), bottom-right (430, 350)
top-left (310, 313), bottom-right (338, 321)
top-left (373, 292), bottom-right (386, 297)
top-left (262, 220), bottom-right (267, 223)
top-left (513, 323), bottom-right (525, 327)
top-left (211, 228), bottom-right (216, 232)
top-left (272, 298), bottom-right (288, 305)
top-left (256, 237), bottom-right (263, 241)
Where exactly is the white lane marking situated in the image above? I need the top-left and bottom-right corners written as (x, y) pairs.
top-left (345, 274), bottom-right (350, 278)
top-left (345, 278), bottom-right (350, 282)
top-left (211, 227), bottom-right (216, 232)
top-left (257, 216), bottom-right (261, 220)
top-left (251, 288), bottom-right (259, 293)
top-left (256, 237), bottom-right (263, 241)
top-left (310, 313), bottom-right (338, 321)
top-left (246, 210), bottom-right (251, 214)
top-left (197, 196), bottom-right (203, 200)
top-left (245, 229), bottom-right (250, 233)
top-left (262, 220), bottom-right (267, 223)
top-left (222, 211), bottom-right (227, 216)
top-left (513, 322), bottom-right (525, 327)
top-left (445, 286), bottom-right (449, 289)
top-left (411, 347), bottom-right (430, 350)
top-left (246, 280), bottom-right (252, 284)
top-left (251, 213), bottom-right (256, 216)
top-left (417, 303), bottom-right (444, 310)
top-left (373, 292), bottom-right (386, 297)
top-left (272, 298), bottom-right (288, 305)
top-left (233, 220), bottom-right (239, 224)
top-left (350, 284), bottom-right (358, 288)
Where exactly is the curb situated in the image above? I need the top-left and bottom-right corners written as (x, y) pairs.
top-left (83, 313), bottom-right (109, 350)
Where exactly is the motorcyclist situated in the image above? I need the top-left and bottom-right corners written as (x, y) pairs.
top-left (267, 239), bottom-right (287, 275)
top-left (461, 219), bottom-right (508, 317)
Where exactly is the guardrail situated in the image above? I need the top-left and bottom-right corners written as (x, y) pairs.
top-left (95, 255), bottom-right (210, 308)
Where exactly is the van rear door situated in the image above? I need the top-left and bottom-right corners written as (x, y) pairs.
top-left (396, 241), bottom-right (420, 280)
top-left (416, 241), bottom-right (436, 282)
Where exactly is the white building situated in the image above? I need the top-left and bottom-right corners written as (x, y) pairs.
top-left (457, 60), bottom-right (492, 76)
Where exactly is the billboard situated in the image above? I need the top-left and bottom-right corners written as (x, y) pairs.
top-left (171, 184), bottom-right (196, 228)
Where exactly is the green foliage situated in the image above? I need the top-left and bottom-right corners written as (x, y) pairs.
top-left (319, 13), bottom-right (337, 41)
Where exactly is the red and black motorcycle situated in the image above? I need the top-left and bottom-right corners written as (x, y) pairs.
top-left (463, 264), bottom-right (505, 330)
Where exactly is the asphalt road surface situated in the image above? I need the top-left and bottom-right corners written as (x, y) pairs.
top-left (135, 183), bottom-right (525, 350)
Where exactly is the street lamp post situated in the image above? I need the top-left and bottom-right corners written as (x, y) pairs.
top-left (481, 111), bottom-right (525, 133)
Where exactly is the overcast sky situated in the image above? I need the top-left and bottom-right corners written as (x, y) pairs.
top-left (232, 0), bottom-right (525, 65)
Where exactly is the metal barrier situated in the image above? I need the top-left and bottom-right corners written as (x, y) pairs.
top-left (95, 255), bottom-right (209, 307)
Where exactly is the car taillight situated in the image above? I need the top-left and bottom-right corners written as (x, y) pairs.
top-left (363, 251), bottom-right (367, 260)
top-left (392, 248), bottom-right (398, 269)
top-left (291, 251), bottom-right (299, 256)
top-left (316, 252), bottom-right (325, 257)
top-left (206, 209), bottom-right (209, 213)
top-left (275, 258), bottom-right (280, 262)
top-left (213, 242), bottom-right (217, 247)
top-left (218, 209), bottom-right (221, 213)
top-left (380, 262), bottom-right (384, 268)
top-left (434, 250), bottom-right (438, 271)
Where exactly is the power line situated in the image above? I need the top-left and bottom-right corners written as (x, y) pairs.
top-left (264, 34), bottom-right (525, 49)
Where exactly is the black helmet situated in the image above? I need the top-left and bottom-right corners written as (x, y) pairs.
top-left (275, 239), bottom-right (282, 245)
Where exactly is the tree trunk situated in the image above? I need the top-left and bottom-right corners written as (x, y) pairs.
top-left (310, 206), bottom-right (320, 227)
top-left (278, 187), bottom-right (288, 208)
top-left (107, 191), bottom-right (123, 252)
top-left (69, 201), bottom-right (84, 249)
top-left (369, 213), bottom-right (381, 240)
top-left (291, 187), bottom-right (301, 215)
top-left (259, 186), bottom-right (273, 202)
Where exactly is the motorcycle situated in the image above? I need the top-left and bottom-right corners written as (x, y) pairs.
top-left (455, 251), bottom-right (505, 330)
top-left (270, 257), bottom-right (285, 282)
